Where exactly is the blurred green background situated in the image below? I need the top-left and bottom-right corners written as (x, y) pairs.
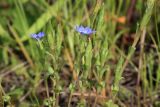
top-left (0, 0), bottom-right (160, 107)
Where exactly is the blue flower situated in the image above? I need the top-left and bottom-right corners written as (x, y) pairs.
top-left (75, 25), bottom-right (96, 35)
top-left (31, 32), bottom-right (45, 40)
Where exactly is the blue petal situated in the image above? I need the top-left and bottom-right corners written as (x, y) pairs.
top-left (75, 26), bottom-right (85, 33)
top-left (37, 32), bottom-right (45, 38)
top-left (31, 34), bottom-right (38, 39)
top-left (75, 25), bottom-right (96, 35)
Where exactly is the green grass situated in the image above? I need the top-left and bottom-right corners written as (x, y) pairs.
top-left (0, 0), bottom-right (160, 106)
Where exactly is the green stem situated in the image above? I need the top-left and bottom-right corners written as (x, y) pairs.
top-left (37, 40), bottom-right (44, 50)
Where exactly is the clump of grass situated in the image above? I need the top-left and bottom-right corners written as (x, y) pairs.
top-left (0, 0), bottom-right (159, 106)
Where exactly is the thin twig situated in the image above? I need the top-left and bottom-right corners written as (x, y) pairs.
top-left (93, 92), bottom-right (98, 107)
top-left (0, 62), bottom-right (28, 78)
top-left (8, 24), bottom-right (34, 68)
top-left (19, 79), bottom-right (44, 102)
top-left (127, 0), bottom-right (136, 23)
top-left (68, 92), bottom-right (73, 107)
top-left (60, 92), bottom-right (107, 99)
top-left (138, 29), bottom-right (146, 85)
top-left (121, 31), bottom-right (141, 72)
top-left (137, 29), bottom-right (146, 106)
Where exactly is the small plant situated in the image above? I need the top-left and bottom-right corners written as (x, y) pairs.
top-left (0, 0), bottom-right (159, 106)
